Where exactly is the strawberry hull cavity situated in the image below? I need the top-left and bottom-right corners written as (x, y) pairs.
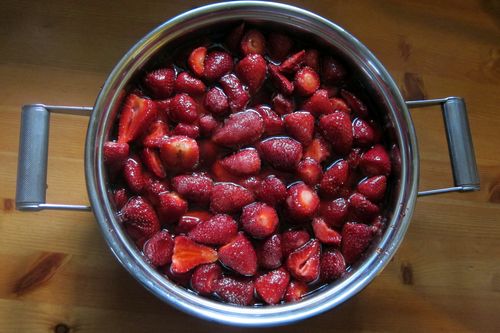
top-left (106, 22), bottom-right (394, 306)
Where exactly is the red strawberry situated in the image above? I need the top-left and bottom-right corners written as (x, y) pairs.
top-left (143, 230), bottom-right (174, 267)
top-left (212, 110), bottom-right (264, 147)
top-left (268, 64), bottom-right (294, 95)
top-left (218, 232), bottom-right (258, 276)
top-left (347, 147), bottom-right (362, 170)
top-left (169, 93), bottom-right (199, 124)
top-left (322, 56), bottom-right (347, 84)
top-left (215, 277), bottom-right (254, 306)
top-left (171, 236), bottom-right (218, 274)
top-left (203, 50), bottom-right (234, 81)
top-left (340, 89), bottom-right (369, 118)
top-left (255, 267), bottom-right (290, 305)
top-left (284, 111), bottom-right (315, 146)
top-left (211, 160), bottom-right (240, 183)
top-left (272, 93), bottom-right (295, 115)
top-left (267, 32), bottom-right (293, 60)
top-left (297, 158), bottom-right (323, 186)
top-left (257, 234), bottom-right (283, 270)
top-left (155, 99), bottom-right (171, 122)
top-left (219, 74), bottom-right (250, 112)
top-left (220, 148), bottom-right (261, 176)
top-left (241, 202), bottom-right (279, 239)
top-left (304, 49), bottom-right (320, 72)
top-left (240, 29), bottom-right (266, 55)
top-left (255, 175), bottom-right (287, 206)
top-left (349, 192), bottom-right (380, 221)
top-left (255, 105), bottom-right (285, 136)
top-left (238, 176), bottom-right (261, 194)
top-left (302, 89), bottom-right (333, 117)
top-left (235, 54), bottom-right (267, 93)
top-left (281, 229), bottom-right (310, 257)
top-left (188, 46), bottom-right (207, 77)
top-left (319, 111), bottom-right (353, 154)
top-left (225, 22), bottom-right (245, 52)
top-left (320, 160), bottom-right (349, 197)
top-left (143, 68), bottom-right (176, 99)
top-left (352, 118), bottom-right (376, 147)
top-left (171, 173), bottom-right (213, 204)
top-left (357, 175), bottom-right (387, 202)
top-left (285, 182), bottom-right (320, 221)
top-left (142, 120), bottom-right (169, 148)
top-left (142, 176), bottom-right (169, 205)
top-left (312, 217), bottom-right (342, 246)
top-left (118, 94), bottom-right (157, 144)
top-left (320, 198), bottom-right (349, 228)
top-left (320, 249), bottom-right (346, 282)
top-left (256, 137), bottom-right (302, 171)
top-left (188, 214), bottom-right (238, 246)
top-left (286, 239), bottom-right (320, 283)
top-left (279, 50), bottom-right (305, 74)
top-left (204, 87), bottom-right (230, 116)
top-left (341, 222), bottom-right (374, 264)
top-left (160, 135), bottom-right (199, 171)
top-left (176, 210), bottom-right (212, 234)
top-left (198, 114), bottom-right (219, 137)
top-left (174, 72), bottom-right (206, 96)
top-left (191, 263), bottom-right (222, 296)
top-left (294, 66), bottom-right (320, 96)
top-left (360, 144), bottom-right (392, 176)
top-left (141, 148), bottom-right (166, 179)
top-left (157, 191), bottom-right (188, 224)
top-left (304, 137), bottom-right (331, 163)
top-left (172, 123), bottom-right (200, 139)
top-left (121, 196), bottom-right (160, 242)
top-left (330, 97), bottom-right (350, 114)
top-left (113, 187), bottom-right (129, 210)
top-left (123, 157), bottom-right (147, 193)
top-left (284, 280), bottom-right (308, 302)
top-left (103, 141), bottom-right (129, 166)
top-left (210, 182), bottom-right (254, 214)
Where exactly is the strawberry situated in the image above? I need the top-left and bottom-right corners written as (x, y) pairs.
top-left (304, 137), bottom-right (331, 163)
top-left (169, 93), bottom-right (199, 124)
top-left (302, 89), bottom-right (332, 116)
top-left (349, 192), bottom-right (380, 221)
top-left (330, 97), bottom-right (350, 114)
top-left (241, 202), bottom-right (279, 239)
top-left (220, 148), bottom-right (261, 176)
top-left (304, 49), bottom-right (320, 72)
top-left (156, 191), bottom-right (187, 225)
top-left (284, 280), bottom-right (308, 302)
top-left (118, 94), bottom-right (157, 144)
top-left (284, 111), bottom-right (315, 146)
top-left (238, 176), bottom-right (261, 194)
top-left (347, 147), bottom-right (362, 170)
top-left (341, 222), bottom-right (374, 264)
top-left (272, 93), bottom-right (295, 115)
top-left (188, 214), bottom-right (238, 246)
top-left (235, 54), bottom-right (267, 93)
top-left (268, 64), bottom-right (294, 95)
top-left (142, 176), bottom-right (169, 206)
top-left (204, 87), bottom-right (230, 116)
top-left (294, 66), bottom-right (320, 96)
top-left (319, 111), bottom-right (353, 154)
top-left (352, 118), bottom-right (376, 147)
top-left (240, 29), bottom-right (266, 55)
top-left (285, 182), bottom-right (320, 221)
top-left (103, 141), bottom-right (129, 166)
top-left (267, 32), bottom-right (293, 60)
top-left (210, 182), bottom-right (254, 214)
top-left (171, 173), bottom-right (213, 204)
top-left (142, 120), bottom-right (169, 149)
top-left (320, 249), bottom-right (346, 282)
top-left (360, 144), bottom-right (392, 176)
top-left (155, 99), bottom-right (171, 122)
top-left (212, 110), bottom-right (264, 147)
top-left (123, 156), bottom-right (147, 193)
top-left (340, 89), bottom-right (369, 118)
top-left (121, 196), bottom-right (160, 242)
top-left (357, 175), bottom-right (387, 202)
top-left (297, 158), bottom-right (323, 186)
top-left (160, 135), bottom-right (199, 171)
top-left (211, 160), bottom-right (240, 183)
top-left (255, 105), bottom-right (285, 136)
top-left (143, 68), bottom-right (176, 99)
top-left (215, 277), bottom-right (254, 306)
top-left (281, 229), bottom-right (310, 257)
top-left (321, 56), bottom-right (346, 84)
top-left (225, 22), bottom-right (245, 52)
top-left (203, 50), bottom-right (234, 81)
top-left (172, 123), bottom-right (200, 139)
top-left (255, 175), bottom-right (287, 206)
top-left (312, 217), bottom-right (342, 246)
top-left (257, 234), bottom-right (282, 270)
top-left (171, 236), bottom-right (218, 274)
top-left (255, 267), bottom-right (290, 305)
top-left (176, 210), bottom-right (212, 234)
top-left (198, 139), bottom-right (220, 168)
top-left (143, 230), bottom-right (174, 267)
top-left (218, 232), bottom-right (258, 276)
top-left (198, 114), bottom-right (219, 137)
top-left (113, 187), bottom-right (129, 210)
top-left (188, 46), bottom-right (207, 77)
top-left (219, 74), bottom-right (250, 112)
top-left (320, 160), bottom-right (349, 197)
top-left (141, 148), bottom-right (166, 179)
top-left (256, 137), bottom-right (303, 171)
top-left (174, 71), bottom-right (206, 96)
top-left (286, 239), bottom-right (320, 283)
top-left (319, 198), bottom-right (349, 228)
top-left (279, 50), bottom-right (305, 74)
top-left (191, 263), bottom-right (222, 296)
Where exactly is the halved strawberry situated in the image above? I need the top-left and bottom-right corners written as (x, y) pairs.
top-left (169, 93), bottom-right (200, 124)
top-left (255, 105), bottom-right (285, 136)
top-left (143, 230), bottom-right (174, 267)
top-left (319, 111), bottom-right (353, 154)
top-left (320, 249), bottom-right (346, 282)
top-left (296, 158), bottom-right (323, 186)
top-left (174, 71), bottom-right (206, 96)
top-left (294, 66), bottom-right (320, 96)
top-left (171, 236), bottom-right (218, 274)
top-left (304, 137), bottom-right (331, 163)
top-left (155, 99), bottom-right (171, 123)
top-left (268, 64), bottom-right (294, 95)
top-left (340, 89), bottom-right (369, 118)
top-left (304, 49), bottom-right (320, 72)
top-left (160, 135), bottom-right (199, 171)
top-left (357, 175), bottom-right (387, 202)
top-left (123, 156), bottom-right (147, 193)
top-left (286, 182), bottom-right (320, 221)
top-left (212, 110), bottom-right (264, 147)
top-left (312, 217), bottom-right (342, 246)
top-left (320, 160), bottom-right (349, 197)
top-left (218, 232), bottom-right (258, 276)
top-left (281, 229), bottom-right (310, 257)
top-left (272, 93), bottom-right (295, 115)
top-left (286, 239), bottom-right (320, 283)
top-left (143, 68), bottom-right (176, 99)
top-left (360, 145), bottom-right (392, 176)
top-left (241, 202), bottom-right (279, 239)
top-left (284, 111), bottom-right (315, 146)
top-left (157, 191), bottom-right (188, 225)
top-left (142, 120), bottom-right (169, 149)
top-left (118, 94), bottom-right (157, 144)
top-left (349, 192), bottom-right (380, 221)
top-left (284, 280), bottom-right (308, 302)
top-left (279, 50), bottom-right (305, 74)
top-left (267, 32), bottom-right (293, 61)
top-left (204, 50), bottom-right (234, 81)
top-left (257, 234), bottom-right (282, 270)
top-left (103, 141), bottom-right (129, 166)
top-left (204, 87), bottom-right (230, 116)
top-left (141, 148), bottom-right (166, 179)
top-left (191, 263), bottom-right (222, 296)
top-left (188, 214), bottom-right (238, 246)
top-left (319, 198), bottom-right (349, 228)
top-left (302, 89), bottom-right (333, 116)
top-left (256, 137), bottom-right (303, 171)
top-left (210, 182), bottom-right (254, 214)
top-left (121, 196), bottom-right (160, 243)
top-left (341, 222), bottom-right (374, 264)
top-left (322, 56), bottom-right (347, 84)
top-left (171, 173), bottom-right (213, 204)
top-left (188, 46), bottom-right (207, 77)
top-left (255, 267), bottom-right (290, 305)
top-left (215, 277), bottom-right (254, 306)
top-left (240, 29), bottom-right (266, 55)
top-left (219, 74), bottom-right (250, 112)
top-left (220, 148), bottom-right (261, 176)
top-left (176, 210), bottom-right (213, 234)
top-left (172, 123), bottom-right (200, 139)
top-left (235, 53), bottom-right (267, 93)
top-left (255, 175), bottom-right (287, 206)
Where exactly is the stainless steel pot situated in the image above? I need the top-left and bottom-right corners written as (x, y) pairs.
top-left (15, 1), bottom-right (480, 327)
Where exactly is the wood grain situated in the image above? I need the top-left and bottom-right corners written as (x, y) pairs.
top-left (1, 0), bottom-right (499, 332)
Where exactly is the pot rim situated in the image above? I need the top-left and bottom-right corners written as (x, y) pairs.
top-left (85, 1), bottom-right (419, 327)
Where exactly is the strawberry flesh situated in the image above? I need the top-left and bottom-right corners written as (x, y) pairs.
top-left (118, 94), bottom-right (157, 144)
top-left (171, 236), bottom-right (218, 274)
top-left (286, 239), bottom-right (320, 283)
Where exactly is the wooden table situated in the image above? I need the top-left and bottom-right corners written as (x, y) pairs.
top-left (1, 1), bottom-right (499, 332)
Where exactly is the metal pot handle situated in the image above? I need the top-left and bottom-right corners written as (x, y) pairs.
top-left (406, 97), bottom-right (480, 196)
top-left (16, 104), bottom-right (93, 211)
